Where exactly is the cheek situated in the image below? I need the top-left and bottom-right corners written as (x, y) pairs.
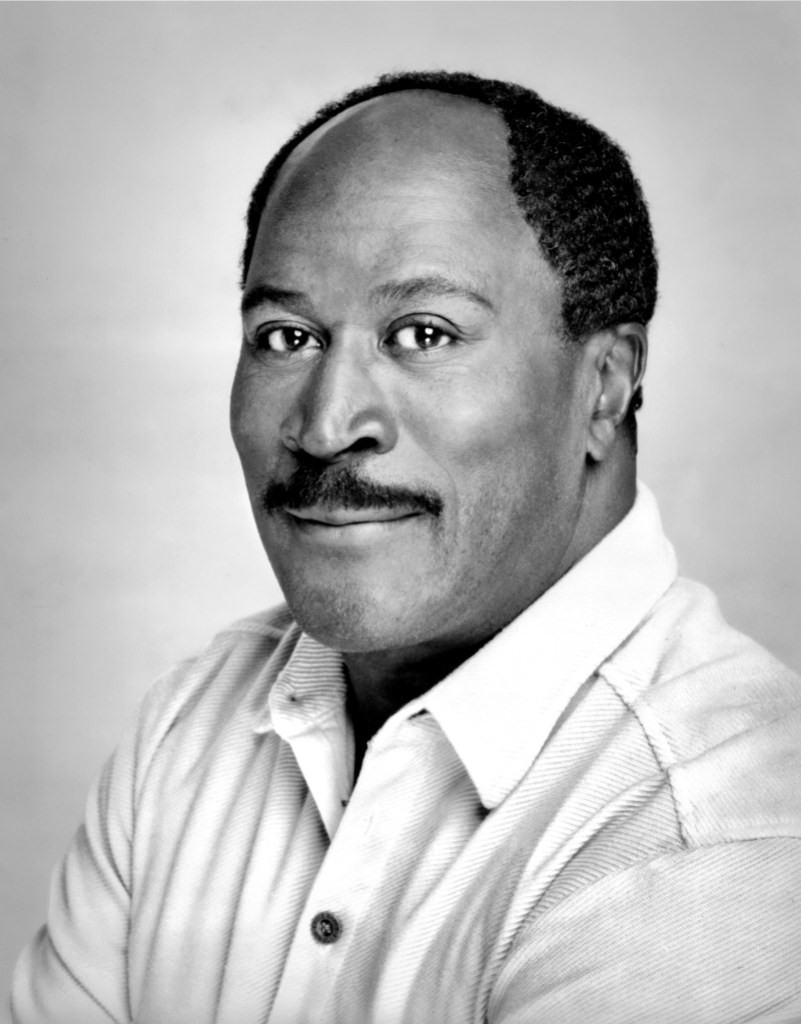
top-left (416, 361), bottom-right (575, 497)
top-left (230, 362), bottom-right (282, 467)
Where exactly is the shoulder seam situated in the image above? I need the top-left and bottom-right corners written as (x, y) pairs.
top-left (599, 671), bottom-right (691, 849)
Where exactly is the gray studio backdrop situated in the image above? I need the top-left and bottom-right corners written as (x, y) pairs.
top-left (2, 0), bottom-right (800, 999)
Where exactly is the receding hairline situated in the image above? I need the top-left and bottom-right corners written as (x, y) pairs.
top-left (264, 88), bottom-right (515, 217)
top-left (241, 76), bottom-right (531, 287)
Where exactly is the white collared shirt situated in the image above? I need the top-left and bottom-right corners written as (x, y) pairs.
top-left (12, 486), bottom-right (801, 1023)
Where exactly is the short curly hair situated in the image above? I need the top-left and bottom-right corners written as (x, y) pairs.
top-left (240, 69), bottom-right (658, 348)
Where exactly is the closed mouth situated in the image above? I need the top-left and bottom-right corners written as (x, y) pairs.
top-left (285, 506), bottom-right (422, 527)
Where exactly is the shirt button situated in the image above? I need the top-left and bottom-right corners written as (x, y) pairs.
top-left (311, 910), bottom-right (342, 944)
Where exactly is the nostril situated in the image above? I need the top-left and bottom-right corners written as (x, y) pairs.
top-left (348, 437), bottom-right (379, 454)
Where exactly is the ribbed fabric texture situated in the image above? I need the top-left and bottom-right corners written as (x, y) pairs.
top-left (11, 486), bottom-right (801, 1024)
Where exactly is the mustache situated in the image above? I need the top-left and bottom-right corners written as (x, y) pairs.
top-left (260, 461), bottom-right (443, 518)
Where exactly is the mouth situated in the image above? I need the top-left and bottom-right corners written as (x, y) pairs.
top-left (275, 505), bottom-right (428, 549)
top-left (285, 506), bottom-right (423, 528)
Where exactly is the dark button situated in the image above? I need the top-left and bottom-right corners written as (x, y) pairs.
top-left (311, 910), bottom-right (342, 944)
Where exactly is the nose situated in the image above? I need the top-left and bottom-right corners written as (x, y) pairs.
top-left (281, 341), bottom-right (398, 462)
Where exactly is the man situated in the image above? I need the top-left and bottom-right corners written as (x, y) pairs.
top-left (12, 70), bottom-right (801, 1023)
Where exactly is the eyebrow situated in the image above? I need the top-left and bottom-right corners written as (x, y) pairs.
top-left (240, 274), bottom-right (496, 318)
top-left (370, 275), bottom-right (495, 313)
top-left (240, 285), bottom-right (308, 317)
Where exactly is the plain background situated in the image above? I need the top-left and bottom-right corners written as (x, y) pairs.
top-left (2, 0), bottom-right (800, 1002)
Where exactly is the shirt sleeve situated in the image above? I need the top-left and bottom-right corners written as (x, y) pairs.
top-left (11, 702), bottom-right (143, 1023)
top-left (489, 838), bottom-right (801, 1024)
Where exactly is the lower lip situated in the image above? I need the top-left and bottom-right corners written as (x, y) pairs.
top-left (283, 513), bottom-right (424, 545)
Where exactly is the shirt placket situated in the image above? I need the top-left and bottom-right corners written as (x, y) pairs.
top-left (267, 719), bottom-right (428, 1024)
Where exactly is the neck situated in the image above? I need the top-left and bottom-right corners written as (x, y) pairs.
top-left (344, 640), bottom-right (483, 767)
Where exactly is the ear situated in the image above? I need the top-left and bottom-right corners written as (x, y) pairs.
top-left (585, 323), bottom-right (648, 463)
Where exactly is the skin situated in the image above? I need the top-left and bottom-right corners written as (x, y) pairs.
top-left (231, 90), bottom-right (645, 751)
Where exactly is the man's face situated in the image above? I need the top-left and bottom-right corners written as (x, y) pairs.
top-left (231, 91), bottom-right (598, 656)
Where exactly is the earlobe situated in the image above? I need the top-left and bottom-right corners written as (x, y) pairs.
top-left (586, 323), bottom-right (647, 462)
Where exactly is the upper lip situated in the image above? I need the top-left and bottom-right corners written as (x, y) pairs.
top-left (285, 506), bottom-right (420, 526)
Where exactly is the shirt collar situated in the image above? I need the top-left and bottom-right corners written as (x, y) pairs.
top-left (250, 482), bottom-right (677, 811)
top-left (420, 482), bottom-right (677, 808)
top-left (251, 629), bottom-right (353, 838)
top-left (250, 627), bottom-right (346, 737)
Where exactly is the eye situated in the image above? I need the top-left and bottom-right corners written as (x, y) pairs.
top-left (254, 326), bottom-right (322, 354)
top-left (389, 323), bottom-right (456, 351)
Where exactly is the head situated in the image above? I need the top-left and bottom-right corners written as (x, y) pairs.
top-left (231, 71), bottom-right (656, 659)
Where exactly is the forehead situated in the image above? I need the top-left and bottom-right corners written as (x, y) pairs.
top-left (248, 91), bottom-right (559, 312)
top-left (275, 90), bottom-right (511, 196)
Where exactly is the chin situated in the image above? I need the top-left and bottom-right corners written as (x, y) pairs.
top-left (284, 584), bottom-right (425, 654)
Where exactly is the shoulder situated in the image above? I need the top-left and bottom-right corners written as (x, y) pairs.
top-left (605, 575), bottom-right (797, 692)
top-left (145, 603), bottom-right (299, 708)
top-left (602, 577), bottom-right (801, 844)
top-left (127, 604), bottom-right (302, 784)
top-left (493, 582), bottom-right (801, 1019)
